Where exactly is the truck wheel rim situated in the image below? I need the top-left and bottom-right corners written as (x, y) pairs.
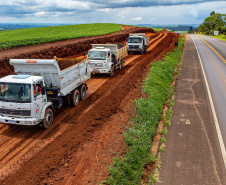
top-left (82, 88), bottom-right (86, 98)
top-left (75, 93), bottom-right (79, 104)
top-left (45, 112), bottom-right (52, 126)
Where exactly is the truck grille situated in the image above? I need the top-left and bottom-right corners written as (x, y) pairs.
top-left (90, 63), bottom-right (103, 68)
top-left (0, 108), bottom-right (31, 116)
top-left (129, 45), bottom-right (139, 48)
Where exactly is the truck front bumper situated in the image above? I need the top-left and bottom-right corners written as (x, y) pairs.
top-left (90, 68), bottom-right (110, 74)
top-left (0, 115), bottom-right (40, 126)
top-left (127, 48), bottom-right (143, 52)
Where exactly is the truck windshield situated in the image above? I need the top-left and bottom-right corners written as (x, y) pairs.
top-left (0, 83), bottom-right (31, 103)
top-left (88, 51), bottom-right (107, 60)
top-left (128, 37), bottom-right (142, 43)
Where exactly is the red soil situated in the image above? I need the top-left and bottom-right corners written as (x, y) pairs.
top-left (0, 26), bottom-right (178, 185)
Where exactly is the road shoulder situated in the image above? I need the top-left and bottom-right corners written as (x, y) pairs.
top-left (156, 35), bottom-right (226, 185)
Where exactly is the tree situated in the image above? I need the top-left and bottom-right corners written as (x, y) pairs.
top-left (188, 26), bottom-right (194, 33)
top-left (210, 11), bottom-right (215, 16)
top-left (198, 11), bottom-right (226, 35)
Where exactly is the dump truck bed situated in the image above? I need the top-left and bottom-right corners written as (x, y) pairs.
top-left (9, 58), bottom-right (90, 96)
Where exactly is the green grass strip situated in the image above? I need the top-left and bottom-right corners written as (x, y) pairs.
top-left (212, 34), bottom-right (226, 41)
top-left (107, 37), bottom-right (185, 185)
top-left (0, 23), bottom-right (121, 49)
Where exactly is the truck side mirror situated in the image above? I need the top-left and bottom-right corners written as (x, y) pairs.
top-left (41, 87), bottom-right (46, 95)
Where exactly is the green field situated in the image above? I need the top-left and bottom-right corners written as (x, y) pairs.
top-left (0, 23), bottom-right (122, 49)
top-left (152, 28), bottom-right (164, 31)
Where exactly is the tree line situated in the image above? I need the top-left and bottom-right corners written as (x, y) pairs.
top-left (196, 11), bottom-right (226, 35)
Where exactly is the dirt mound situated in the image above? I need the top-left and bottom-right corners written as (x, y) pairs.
top-left (0, 26), bottom-right (155, 76)
top-left (56, 57), bottom-right (86, 71)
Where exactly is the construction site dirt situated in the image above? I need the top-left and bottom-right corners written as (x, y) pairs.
top-left (0, 27), bottom-right (179, 185)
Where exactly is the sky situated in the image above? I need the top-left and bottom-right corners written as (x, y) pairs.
top-left (0, 0), bottom-right (225, 25)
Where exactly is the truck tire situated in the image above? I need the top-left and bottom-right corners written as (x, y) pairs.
top-left (42, 108), bottom-right (53, 129)
top-left (79, 84), bottom-right (86, 100)
top-left (65, 94), bottom-right (71, 105)
top-left (109, 65), bottom-right (114, 77)
top-left (121, 58), bottom-right (125, 68)
top-left (115, 61), bottom-right (118, 70)
top-left (71, 89), bottom-right (80, 106)
top-left (119, 60), bottom-right (122, 70)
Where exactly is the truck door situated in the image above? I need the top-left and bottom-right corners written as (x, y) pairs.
top-left (33, 82), bottom-right (44, 119)
top-left (107, 51), bottom-right (111, 67)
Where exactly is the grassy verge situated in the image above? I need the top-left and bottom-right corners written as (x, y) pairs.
top-left (107, 37), bottom-right (185, 185)
top-left (0, 23), bottom-right (121, 49)
top-left (198, 33), bottom-right (226, 41)
top-left (212, 34), bottom-right (226, 41)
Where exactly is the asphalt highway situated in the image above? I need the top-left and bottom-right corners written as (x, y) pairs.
top-left (191, 35), bottom-right (226, 158)
top-left (157, 35), bottom-right (226, 184)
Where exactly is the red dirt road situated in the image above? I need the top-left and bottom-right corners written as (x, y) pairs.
top-left (0, 28), bottom-right (179, 184)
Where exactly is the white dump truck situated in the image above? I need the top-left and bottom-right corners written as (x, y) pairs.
top-left (0, 57), bottom-right (90, 129)
top-left (127, 33), bottom-right (150, 54)
top-left (88, 43), bottom-right (127, 76)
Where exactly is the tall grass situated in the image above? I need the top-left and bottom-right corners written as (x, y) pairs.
top-left (107, 38), bottom-right (185, 185)
top-left (0, 23), bottom-right (121, 49)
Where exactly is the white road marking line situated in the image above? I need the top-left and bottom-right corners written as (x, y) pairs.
top-left (191, 35), bottom-right (226, 169)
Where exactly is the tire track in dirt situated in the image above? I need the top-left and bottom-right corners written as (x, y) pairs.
top-left (0, 32), bottom-right (179, 185)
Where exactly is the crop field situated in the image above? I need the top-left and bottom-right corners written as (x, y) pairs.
top-left (0, 23), bottom-right (121, 49)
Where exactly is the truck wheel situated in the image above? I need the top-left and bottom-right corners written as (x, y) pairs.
top-left (121, 58), bottom-right (125, 68)
top-left (71, 89), bottom-right (80, 106)
top-left (65, 95), bottom-right (71, 105)
top-left (79, 84), bottom-right (86, 100)
top-left (42, 108), bottom-right (53, 129)
top-left (119, 61), bottom-right (122, 70)
top-left (109, 66), bottom-right (114, 77)
top-left (128, 51), bottom-right (131, 55)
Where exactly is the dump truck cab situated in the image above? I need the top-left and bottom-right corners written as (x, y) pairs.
top-left (0, 75), bottom-right (50, 126)
top-left (88, 47), bottom-right (112, 75)
top-left (127, 33), bottom-right (150, 54)
top-left (88, 43), bottom-right (127, 77)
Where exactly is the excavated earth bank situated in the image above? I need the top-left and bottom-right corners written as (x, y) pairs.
top-left (0, 26), bottom-right (154, 75)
